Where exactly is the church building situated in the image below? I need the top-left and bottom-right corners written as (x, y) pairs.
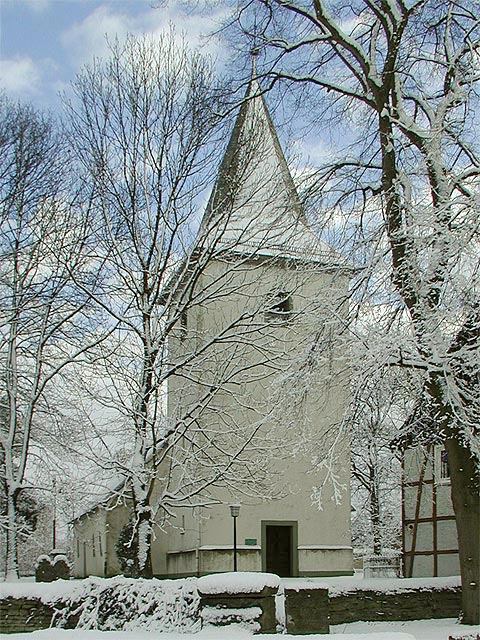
top-left (73, 68), bottom-right (353, 579)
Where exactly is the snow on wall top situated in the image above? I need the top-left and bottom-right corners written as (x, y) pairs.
top-left (197, 571), bottom-right (280, 595)
top-left (328, 575), bottom-right (461, 596)
top-left (280, 574), bottom-right (461, 595)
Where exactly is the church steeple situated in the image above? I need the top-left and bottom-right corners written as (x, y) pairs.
top-left (203, 60), bottom-right (335, 263)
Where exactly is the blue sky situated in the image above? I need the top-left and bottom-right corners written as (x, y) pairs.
top-left (0, 0), bottom-right (332, 170)
top-left (0, 0), bottom-right (227, 111)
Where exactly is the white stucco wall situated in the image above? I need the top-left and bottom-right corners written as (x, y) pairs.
top-left (104, 503), bottom-right (130, 577)
top-left (72, 256), bottom-right (352, 579)
top-left (163, 256), bottom-right (352, 577)
top-left (73, 508), bottom-right (107, 578)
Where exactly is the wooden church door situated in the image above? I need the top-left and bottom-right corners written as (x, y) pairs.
top-left (265, 523), bottom-right (294, 577)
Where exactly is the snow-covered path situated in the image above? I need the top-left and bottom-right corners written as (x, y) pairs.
top-left (1, 618), bottom-right (479, 640)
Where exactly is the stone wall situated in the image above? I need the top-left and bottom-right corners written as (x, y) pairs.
top-left (166, 547), bottom-right (262, 578)
top-left (0, 578), bottom-right (462, 635)
top-left (282, 583), bottom-right (461, 634)
top-left (0, 597), bottom-right (54, 634)
top-left (329, 585), bottom-right (462, 624)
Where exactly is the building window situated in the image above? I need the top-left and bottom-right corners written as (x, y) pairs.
top-left (92, 534), bottom-right (96, 557)
top-left (77, 539), bottom-right (80, 558)
top-left (266, 291), bottom-right (292, 321)
top-left (180, 310), bottom-right (188, 340)
top-left (440, 449), bottom-right (450, 479)
top-left (98, 533), bottom-right (103, 557)
top-left (434, 445), bottom-right (450, 484)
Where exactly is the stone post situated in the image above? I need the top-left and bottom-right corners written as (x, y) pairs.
top-left (197, 572), bottom-right (280, 634)
top-left (284, 587), bottom-right (330, 634)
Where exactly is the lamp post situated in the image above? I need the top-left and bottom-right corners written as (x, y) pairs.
top-left (229, 504), bottom-right (241, 572)
top-left (52, 478), bottom-right (57, 549)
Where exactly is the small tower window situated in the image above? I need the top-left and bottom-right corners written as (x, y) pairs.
top-left (266, 291), bottom-right (293, 320)
top-left (440, 449), bottom-right (450, 480)
top-left (434, 445), bottom-right (450, 484)
top-left (180, 310), bottom-right (188, 340)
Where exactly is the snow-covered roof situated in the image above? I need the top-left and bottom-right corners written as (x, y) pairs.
top-left (71, 474), bottom-right (130, 523)
top-left (200, 69), bottom-right (342, 266)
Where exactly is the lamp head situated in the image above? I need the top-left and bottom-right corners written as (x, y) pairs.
top-left (229, 504), bottom-right (241, 518)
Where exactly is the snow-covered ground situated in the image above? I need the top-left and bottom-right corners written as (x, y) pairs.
top-left (1, 619), bottom-right (480, 640)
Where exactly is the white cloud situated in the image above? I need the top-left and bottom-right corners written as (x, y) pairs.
top-left (23, 0), bottom-right (51, 13)
top-left (60, 5), bottom-right (130, 67)
top-left (0, 55), bottom-right (41, 96)
top-left (60, 3), bottom-right (227, 70)
top-left (140, 5), bottom-right (227, 57)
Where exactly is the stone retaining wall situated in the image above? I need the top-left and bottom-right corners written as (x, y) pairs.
top-left (329, 585), bottom-right (462, 624)
top-left (280, 583), bottom-right (461, 635)
top-left (0, 597), bottom-right (54, 634)
top-left (0, 579), bottom-right (463, 634)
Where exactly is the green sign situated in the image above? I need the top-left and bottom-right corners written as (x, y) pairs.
top-left (244, 538), bottom-right (257, 546)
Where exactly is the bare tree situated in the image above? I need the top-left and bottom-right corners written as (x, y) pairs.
top-left (349, 357), bottom-right (418, 556)
top-left (230, 0), bottom-right (480, 622)
top-left (0, 96), bottom-right (97, 579)
top-left (64, 33), bottom-right (330, 578)
top-left (342, 309), bottom-right (422, 556)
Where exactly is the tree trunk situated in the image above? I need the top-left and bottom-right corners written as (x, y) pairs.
top-left (135, 505), bottom-right (153, 579)
top-left (4, 486), bottom-right (19, 580)
top-left (369, 466), bottom-right (382, 555)
top-left (445, 437), bottom-right (480, 624)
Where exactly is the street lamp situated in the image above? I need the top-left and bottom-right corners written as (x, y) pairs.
top-left (52, 478), bottom-right (57, 549)
top-left (229, 504), bottom-right (241, 572)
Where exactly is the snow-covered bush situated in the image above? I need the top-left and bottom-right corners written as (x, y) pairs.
top-left (52, 576), bottom-right (200, 632)
top-left (52, 555), bottom-right (71, 581)
top-left (115, 520), bottom-right (139, 577)
top-left (35, 555), bottom-right (56, 583)
top-left (35, 553), bottom-right (71, 582)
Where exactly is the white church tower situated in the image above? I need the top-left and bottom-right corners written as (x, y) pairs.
top-left (160, 68), bottom-right (354, 578)
top-left (72, 65), bottom-right (353, 580)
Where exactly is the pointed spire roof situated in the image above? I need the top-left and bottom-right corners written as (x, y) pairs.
top-left (202, 64), bottom-right (339, 265)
